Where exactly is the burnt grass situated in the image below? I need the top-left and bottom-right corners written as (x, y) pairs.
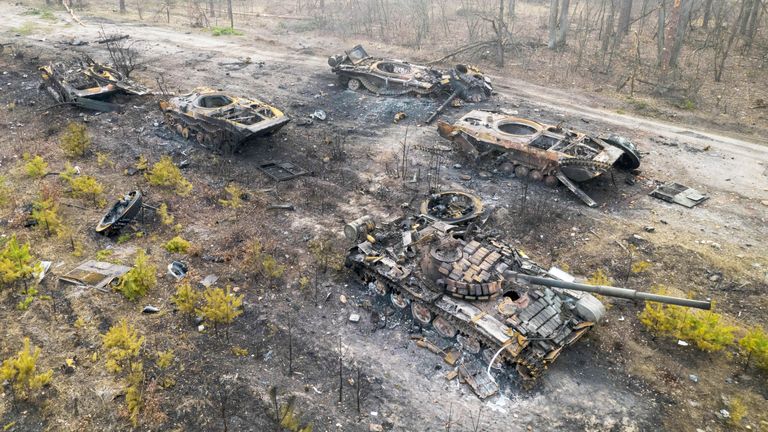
top-left (0, 34), bottom-right (767, 432)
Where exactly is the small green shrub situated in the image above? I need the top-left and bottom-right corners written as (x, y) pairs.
top-left (145, 156), bottom-right (192, 196)
top-left (69, 175), bottom-right (105, 205)
top-left (171, 282), bottom-right (200, 317)
top-left (155, 350), bottom-right (174, 370)
top-left (219, 183), bottom-right (244, 208)
top-left (102, 319), bottom-right (144, 373)
top-left (211, 26), bottom-right (243, 36)
top-left (31, 197), bottom-right (63, 236)
top-left (0, 337), bottom-right (53, 400)
top-left (23, 154), bottom-right (48, 178)
top-left (60, 122), bottom-right (91, 158)
top-left (157, 203), bottom-right (174, 225)
top-left (639, 287), bottom-right (736, 352)
top-left (125, 362), bottom-right (144, 426)
top-left (164, 236), bottom-right (191, 253)
top-left (739, 326), bottom-right (768, 371)
top-left (117, 250), bottom-right (157, 300)
top-left (197, 286), bottom-right (243, 338)
top-left (0, 235), bottom-right (36, 289)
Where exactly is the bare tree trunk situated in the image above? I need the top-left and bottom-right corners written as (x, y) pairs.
top-left (556, 0), bottom-right (571, 47)
top-left (743, 0), bottom-right (762, 49)
top-left (601, 0), bottom-right (616, 59)
top-left (497, 0), bottom-right (505, 66)
top-left (618, 0), bottom-right (633, 34)
top-left (119, 0), bottom-right (126, 13)
top-left (701, 0), bottom-right (713, 28)
top-left (135, 0), bottom-right (142, 19)
top-left (548, 0), bottom-right (559, 49)
top-left (227, 0), bottom-right (233, 28)
top-left (739, 0), bottom-right (753, 34)
top-left (715, 0), bottom-right (747, 82)
top-left (656, 0), bottom-right (665, 68)
top-left (508, 0), bottom-right (516, 21)
top-left (668, 0), bottom-right (692, 69)
top-left (209, 0), bottom-right (215, 18)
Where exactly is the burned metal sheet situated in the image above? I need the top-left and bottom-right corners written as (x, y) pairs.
top-left (258, 161), bottom-right (309, 181)
top-left (649, 182), bottom-right (709, 208)
top-left (58, 260), bottom-right (131, 291)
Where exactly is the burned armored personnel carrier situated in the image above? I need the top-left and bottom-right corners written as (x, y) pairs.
top-left (160, 87), bottom-right (290, 154)
top-left (328, 45), bottom-right (492, 104)
top-left (438, 110), bottom-right (642, 207)
top-left (39, 58), bottom-right (149, 112)
top-left (344, 204), bottom-right (709, 390)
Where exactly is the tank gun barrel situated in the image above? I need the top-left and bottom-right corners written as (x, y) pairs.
top-left (508, 272), bottom-right (712, 310)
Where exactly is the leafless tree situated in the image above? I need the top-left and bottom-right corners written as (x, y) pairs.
top-left (99, 29), bottom-right (143, 78)
top-left (548, 0), bottom-right (571, 49)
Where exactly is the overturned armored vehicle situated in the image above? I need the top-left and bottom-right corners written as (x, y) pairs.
top-left (39, 58), bottom-right (149, 112)
top-left (438, 110), bottom-right (642, 207)
top-left (344, 208), bottom-right (709, 390)
top-left (328, 45), bottom-right (492, 103)
top-left (160, 87), bottom-right (290, 154)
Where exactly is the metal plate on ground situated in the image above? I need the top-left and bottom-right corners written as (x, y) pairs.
top-left (649, 182), bottom-right (709, 208)
top-left (257, 161), bottom-right (309, 181)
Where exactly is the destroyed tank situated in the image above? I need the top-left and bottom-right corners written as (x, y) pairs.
top-left (160, 87), bottom-right (290, 154)
top-left (437, 110), bottom-right (642, 207)
top-left (344, 202), bottom-right (710, 392)
top-left (39, 58), bottom-right (149, 112)
top-left (328, 45), bottom-right (492, 103)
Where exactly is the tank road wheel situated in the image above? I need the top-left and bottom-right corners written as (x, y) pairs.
top-left (528, 169), bottom-right (543, 182)
top-left (390, 292), bottom-right (409, 309)
top-left (457, 334), bottom-right (481, 354)
top-left (347, 78), bottom-right (362, 91)
top-left (411, 302), bottom-right (432, 326)
top-left (543, 175), bottom-right (559, 187)
top-left (433, 317), bottom-right (457, 339)
top-left (514, 165), bottom-right (529, 178)
top-left (374, 279), bottom-right (389, 296)
top-left (181, 126), bottom-right (190, 140)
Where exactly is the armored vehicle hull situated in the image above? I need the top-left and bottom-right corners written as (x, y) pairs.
top-left (438, 110), bottom-right (642, 207)
top-left (345, 209), bottom-right (709, 389)
top-left (328, 45), bottom-right (492, 102)
top-left (160, 87), bottom-right (290, 154)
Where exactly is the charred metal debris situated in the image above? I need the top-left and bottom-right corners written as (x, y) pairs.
top-left (39, 57), bottom-right (149, 112)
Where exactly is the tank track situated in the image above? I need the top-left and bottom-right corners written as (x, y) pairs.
top-left (164, 111), bottom-right (240, 155)
top-left (351, 263), bottom-right (547, 382)
top-left (356, 75), bottom-right (435, 97)
top-left (558, 157), bottom-right (612, 173)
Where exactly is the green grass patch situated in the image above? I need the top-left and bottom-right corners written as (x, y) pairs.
top-left (12, 22), bottom-right (38, 35)
top-left (23, 8), bottom-right (56, 20)
top-left (211, 26), bottom-right (243, 36)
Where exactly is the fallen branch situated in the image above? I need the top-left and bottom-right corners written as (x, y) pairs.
top-left (61, 0), bottom-right (85, 27)
top-left (428, 40), bottom-right (497, 65)
top-left (267, 204), bottom-right (295, 211)
top-left (97, 34), bottom-right (129, 44)
top-left (230, 11), bottom-right (312, 20)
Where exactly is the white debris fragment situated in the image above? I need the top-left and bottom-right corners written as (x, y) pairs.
top-left (349, 313), bottom-right (360, 323)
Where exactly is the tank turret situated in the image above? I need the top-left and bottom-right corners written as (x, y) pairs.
top-left (343, 194), bottom-right (713, 389)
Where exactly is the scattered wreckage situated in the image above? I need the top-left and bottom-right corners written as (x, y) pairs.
top-left (328, 45), bottom-right (492, 121)
top-left (39, 58), bottom-right (149, 112)
top-left (58, 260), bottom-right (132, 291)
top-left (438, 110), bottom-right (642, 207)
top-left (95, 190), bottom-right (143, 236)
top-left (344, 199), bottom-right (710, 395)
top-left (650, 182), bottom-right (709, 208)
top-left (160, 87), bottom-right (290, 154)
